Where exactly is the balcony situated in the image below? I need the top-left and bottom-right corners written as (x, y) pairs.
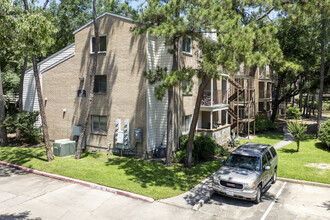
top-left (201, 90), bottom-right (228, 107)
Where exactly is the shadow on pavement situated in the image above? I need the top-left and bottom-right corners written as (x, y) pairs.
top-left (0, 165), bottom-right (28, 178)
top-left (0, 211), bottom-right (41, 220)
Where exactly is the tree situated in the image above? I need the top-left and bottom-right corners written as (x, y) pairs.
top-left (287, 120), bottom-right (307, 152)
top-left (19, 0), bottom-right (58, 161)
top-left (0, 0), bottom-right (18, 146)
top-left (129, 0), bottom-right (223, 166)
top-left (270, 15), bottom-right (320, 122)
top-left (75, 0), bottom-right (99, 159)
top-left (0, 68), bottom-right (8, 146)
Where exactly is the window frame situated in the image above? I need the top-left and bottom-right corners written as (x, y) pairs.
top-left (90, 35), bottom-right (107, 54)
top-left (182, 115), bottom-right (192, 134)
top-left (91, 115), bottom-right (107, 134)
top-left (182, 37), bottom-right (192, 55)
top-left (93, 75), bottom-right (107, 94)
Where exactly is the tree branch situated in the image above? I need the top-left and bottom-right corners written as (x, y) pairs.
top-left (43, 0), bottom-right (50, 10)
top-left (22, 0), bottom-right (29, 11)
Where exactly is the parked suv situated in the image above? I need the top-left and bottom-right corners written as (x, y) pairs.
top-left (212, 143), bottom-right (278, 203)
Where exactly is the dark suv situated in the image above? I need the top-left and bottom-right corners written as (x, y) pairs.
top-left (212, 143), bottom-right (278, 203)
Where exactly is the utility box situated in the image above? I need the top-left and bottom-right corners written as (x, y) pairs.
top-left (134, 128), bottom-right (143, 142)
top-left (53, 139), bottom-right (76, 157)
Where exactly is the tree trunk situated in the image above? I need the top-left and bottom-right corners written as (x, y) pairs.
top-left (165, 87), bottom-right (174, 166)
top-left (0, 67), bottom-right (8, 146)
top-left (16, 56), bottom-right (28, 142)
top-left (165, 39), bottom-right (179, 167)
top-left (303, 92), bottom-right (309, 117)
top-left (296, 140), bottom-right (299, 152)
top-left (270, 78), bottom-right (281, 122)
top-left (311, 94), bottom-right (315, 116)
top-left (291, 96), bottom-right (294, 107)
top-left (299, 91), bottom-right (302, 112)
top-left (32, 55), bottom-right (54, 161)
top-left (185, 73), bottom-right (210, 168)
top-left (75, 0), bottom-right (99, 159)
top-left (316, 16), bottom-right (326, 138)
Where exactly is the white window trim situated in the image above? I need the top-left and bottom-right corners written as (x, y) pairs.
top-left (182, 37), bottom-right (192, 55)
top-left (90, 35), bottom-right (107, 54)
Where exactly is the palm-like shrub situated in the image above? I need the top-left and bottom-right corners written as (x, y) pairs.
top-left (287, 121), bottom-right (307, 152)
top-left (228, 132), bottom-right (240, 148)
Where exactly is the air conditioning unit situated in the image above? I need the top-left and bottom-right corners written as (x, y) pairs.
top-left (53, 139), bottom-right (76, 157)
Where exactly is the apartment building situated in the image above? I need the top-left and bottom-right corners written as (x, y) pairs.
top-left (228, 64), bottom-right (274, 135)
top-left (23, 12), bottom-right (231, 157)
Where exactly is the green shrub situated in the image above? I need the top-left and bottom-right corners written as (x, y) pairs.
top-left (319, 119), bottom-right (330, 148)
top-left (175, 134), bottom-right (224, 164)
top-left (287, 106), bottom-right (301, 119)
top-left (228, 132), bottom-right (239, 148)
top-left (252, 115), bottom-right (276, 132)
top-left (323, 101), bottom-right (330, 111)
top-left (2, 111), bottom-right (43, 144)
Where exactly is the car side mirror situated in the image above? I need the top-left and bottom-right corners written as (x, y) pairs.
top-left (220, 159), bottom-right (225, 163)
top-left (264, 166), bottom-right (270, 171)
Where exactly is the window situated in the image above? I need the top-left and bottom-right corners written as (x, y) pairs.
top-left (182, 115), bottom-right (192, 133)
top-left (94, 75), bottom-right (107, 94)
top-left (262, 154), bottom-right (268, 169)
top-left (266, 151), bottom-right (273, 162)
top-left (182, 37), bottom-right (192, 54)
top-left (91, 116), bottom-right (107, 134)
top-left (91, 35), bottom-right (107, 53)
top-left (270, 147), bottom-right (277, 158)
top-left (182, 80), bottom-right (192, 95)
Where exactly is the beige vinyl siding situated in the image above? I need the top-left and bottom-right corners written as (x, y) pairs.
top-left (23, 44), bottom-right (75, 127)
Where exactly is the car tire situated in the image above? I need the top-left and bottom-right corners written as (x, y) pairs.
top-left (272, 169), bottom-right (277, 184)
top-left (254, 186), bottom-right (262, 204)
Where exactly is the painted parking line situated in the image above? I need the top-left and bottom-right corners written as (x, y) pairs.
top-left (260, 182), bottom-right (287, 220)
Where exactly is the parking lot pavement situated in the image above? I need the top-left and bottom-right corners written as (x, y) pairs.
top-left (199, 181), bottom-right (330, 220)
top-left (0, 165), bottom-right (217, 220)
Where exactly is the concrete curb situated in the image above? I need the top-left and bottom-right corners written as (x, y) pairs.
top-left (0, 160), bottom-right (154, 203)
top-left (278, 177), bottom-right (330, 188)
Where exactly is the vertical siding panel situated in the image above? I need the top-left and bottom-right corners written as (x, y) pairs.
top-left (146, 35), bottom-right (173, 151)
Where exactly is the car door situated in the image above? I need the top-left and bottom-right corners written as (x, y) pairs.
top-left (265, 150), bottom-right (274, 183)
top-left (261, 154), bottom-right (270, 187)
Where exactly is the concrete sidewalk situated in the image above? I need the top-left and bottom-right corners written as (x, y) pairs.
top-left (273, 126), bottom-right (294, 150)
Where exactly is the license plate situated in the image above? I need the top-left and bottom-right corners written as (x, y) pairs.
top-left (225, 191), bottom-right (234, 196)
top-left (226, 183), bottom-right (235, 187)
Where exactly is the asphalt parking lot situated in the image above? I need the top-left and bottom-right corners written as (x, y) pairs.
top-left (199, 181), bottom-right (330, 220)
top-left (1, 164), bottom-right (330, 220)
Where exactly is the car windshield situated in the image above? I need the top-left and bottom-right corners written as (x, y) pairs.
top-left (225, 154), bottom-right (261, 171)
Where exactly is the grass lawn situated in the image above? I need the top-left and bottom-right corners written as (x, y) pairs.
top-left (277, 136), bottom-right (330, 184)
top-left (0, 147), bottom-right (221, 200)
top-left (240, 133), bottom-right (284, 146)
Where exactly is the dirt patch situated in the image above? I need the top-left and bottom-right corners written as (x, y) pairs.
top-left (305, 163), bottom-right (330, 170)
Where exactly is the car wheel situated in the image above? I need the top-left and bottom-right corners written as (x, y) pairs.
top-left (254, 186), bottom-right (262, 204)
top-left (272, 169), bottom-right (277, 184)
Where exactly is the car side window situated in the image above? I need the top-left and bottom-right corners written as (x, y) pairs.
top-left (270, 147), bottom-right (277, 157)
top-left (262, 154), bottom-right (268, 169)
top-left (266, 151), bottom-right (272, 162)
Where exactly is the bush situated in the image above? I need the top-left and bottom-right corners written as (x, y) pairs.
top-left (287, 107), bottom-right (301, 119)
top-left (319, 119), bottom-right (330, 148)
top-left (2, 111), bottom-right (43, 144)
top-left (228, 132), bottom-right (239, 148)
top-left (252, 115), bottom-right (276, 132)
top-left (175, 134), bottom-right (224, 164)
